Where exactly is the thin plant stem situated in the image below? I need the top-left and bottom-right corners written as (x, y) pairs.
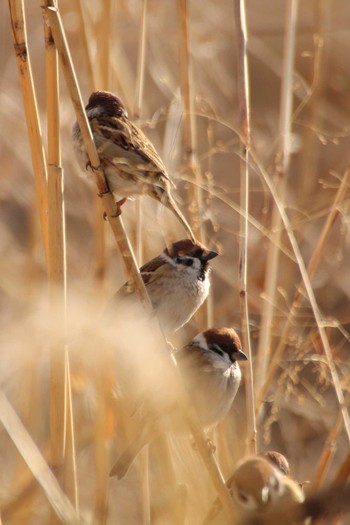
top-left (97, 0), bottom-right (112, 90)
top-left (41, 0), bottom-right (77, 517)
top-left (256, 0), bottom-right (299, 392)
top-left (177, 0), bottom-right (207, 331)
top-left (0, 390), bottom-right (79, 525)
top-left (8, 0), bottom-right (48, 264)
top-left (311, 409), bottom-right (344, 492)
top-left (177, 0), bottom-right (204, 241)
top-left (234, 0), bottom-right (257, 455)
top-left (133, 3), bottom-right (150, 523)
top-left (73, 0), bottom-right (107, 288)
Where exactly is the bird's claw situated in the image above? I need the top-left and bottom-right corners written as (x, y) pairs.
top-left (102, 198), bottom-right (127, 220)
top-left (85, 160), bottom-right (102, 173)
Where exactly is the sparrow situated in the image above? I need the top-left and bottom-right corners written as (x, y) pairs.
top-left (203, 454), bottom-right (304, 525)
top-left (110, 238), bottom-right (218, 334)
top-left (109, 327), bottom-right (247, 479)
top-left (262, 450), bottom-right (290, 478)
top-left (72, 90), bottom-right (195, 241)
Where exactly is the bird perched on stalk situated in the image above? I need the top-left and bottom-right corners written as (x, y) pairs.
top-left (109, 327), bottom-right (247, 480)
top-left (110, 238), bottom-right (218, 334)
top-left (72, 90), bottom-right (195, 241)
top-left (203, 454), bottom-right (305, 525)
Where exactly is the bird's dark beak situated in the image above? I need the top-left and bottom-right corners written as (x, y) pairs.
top-left (201, 249), bottom-right (219, 261)
top-left (232, 349), bottom-right (248, 362)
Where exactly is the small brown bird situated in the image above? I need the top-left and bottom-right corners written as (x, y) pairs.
top-left (203, 454), bottom-right (304, 525)
top-left (110, 238), bottom-right (218, 334)
top-left (262, 450), bottom-right (290, 478)
top-left (72, 90), bottom-right (195, 240)
top-left (109, 327), bottom-right (247, 480)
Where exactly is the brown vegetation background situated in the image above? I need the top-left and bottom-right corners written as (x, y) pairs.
top-left (1, 0), bottom-right (350, 524)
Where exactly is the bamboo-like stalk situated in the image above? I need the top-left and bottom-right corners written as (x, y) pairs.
top-left (233, 0), bottom-right (256, 455)
top-left (133, 0), bottom-right (147, 264)
top-left (93, 372), bottom-right (109, 525)
top-left (133, 3), bottom-right (150, 523)
top-left (8, 0), bottom-right (48, 264)
top-left (256, 0), bottom-right (299, 392)
top-left (311, 409), bottom-right (344, 491)
top-left (177, 0), bottom-right (207, 331)
top-left (327, 451), bottom-right (350, 525)
top-left (73, 0), bottom-right (107, 288)
top-left (41, 2), bottom-right (78, 519)
top-left (251, 152), bottom-right (350, 441)
top-left (177, 0), bottom-right (203, 238)
top-left (75, 0), bottom-right (96, 88)
top-left (256, 167), bottom-right (350, 420)
top-left (97, 0), bottom-right (112, 90)
top-left (0, 390), bottom-right (79, 525)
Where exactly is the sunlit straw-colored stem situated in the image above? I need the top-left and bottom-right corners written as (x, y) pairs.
top-left (134, 3), bottom-right (150, 523)
top-left (41, 2), bottom-right (79, 518)
top-left (177, 0), bottom-right (204, 242)
top-left (311, 408), bottom-right (344, 492)
top-left (234, 0), bottom-right (256, 455)
top-left (0, 390), bottom-right (79, 525)
top-left (177, 0), bottom-right (208, 331)
top-left (8, 0), bottom-right (48, 264)
top-left (256, 0), bottom-right (299, 392)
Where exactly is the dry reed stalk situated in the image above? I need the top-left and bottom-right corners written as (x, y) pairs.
top-left (133, 3), bottom-right (151, 522)
top-left (73, 0), bottom-right (107, 287)
top-left (233, 0), bottom-right (257, 455)
top-left (41, 1), bottom-right (79, 518)
top-left (256, 0), bottom-right (299, 392)
top-left (0, 390), bottom-right (80, 525)
top-left (177, 0), bottom-right (205, 240)
top-left (177, 0), bottom-right (210, 332)
top-left (74, 0), bottom-right (95, 88)
top-left (93, 372), bottom-right (109, 525)
top-left (97, 0), bottom-right (112, 90)
top-left (255, 167), bottom-right (350, 421)
top-left (133, 0), bottom-right (147, 265)
top-left (8, 0), bottom-right (49, 263)
top-left (1, 440), bottom-right (51, 522)
top-left (311, 407), bottom-right (344, 492)
top-left (251, 153), bottom-right (350, 441)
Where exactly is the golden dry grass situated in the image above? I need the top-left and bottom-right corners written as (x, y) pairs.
top-left (1, 0), bottom-right (350, 524)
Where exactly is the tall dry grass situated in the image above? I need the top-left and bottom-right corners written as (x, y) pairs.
top-left (1, 0), bottom-right (350, 524)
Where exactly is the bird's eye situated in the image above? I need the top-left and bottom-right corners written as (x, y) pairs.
top-left (210, 344), bottom-right (225, 357)
top-left (237, 491), bottom-right (248, 504)
top-left (175, 257), bottom-right (193, 267)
